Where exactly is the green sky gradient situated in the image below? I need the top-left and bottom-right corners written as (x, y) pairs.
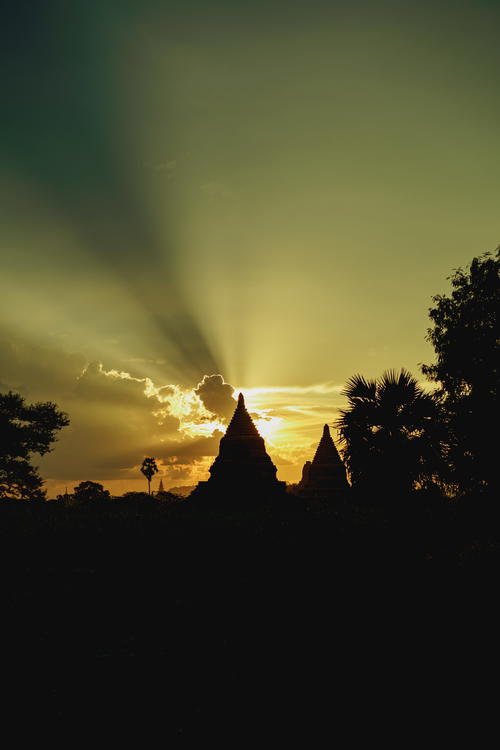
top-left (2, 0), bottom-right (499, 488)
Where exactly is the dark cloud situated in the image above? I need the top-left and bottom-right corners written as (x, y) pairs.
top-left (39, 362), bottom-right (181, 480)
top-left (37, 364), bottom-right (230, 481)
top-left (194, 374), bottom-right (236, 421)
top-left (161, 464), bottom-right (196, 481)
top-left (39, 407), bottom-right (165, 481)
top-left (156, 431), bottom-right (224, 463)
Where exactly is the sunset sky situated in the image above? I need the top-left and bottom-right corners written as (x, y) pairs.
top-left (2, 1), bottom-right (499, 495)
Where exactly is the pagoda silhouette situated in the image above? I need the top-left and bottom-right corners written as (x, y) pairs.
top-left (192, 393), bottom-right (286, 504)
top-left (296, 424), bottom-right (349, 498)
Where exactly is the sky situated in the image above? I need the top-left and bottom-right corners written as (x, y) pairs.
top-left (2, 0), bottom-right (499, 495)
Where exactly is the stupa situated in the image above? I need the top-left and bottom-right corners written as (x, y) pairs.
top-left (193, 393), bottom-right (286, 504)
top-left (296, 424), bottom-right (349, 498)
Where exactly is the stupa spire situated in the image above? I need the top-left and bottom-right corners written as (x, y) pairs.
top-left (312, 424), bottom-right (344, 466)
top-left (224, 393), bottom-right (260, 439)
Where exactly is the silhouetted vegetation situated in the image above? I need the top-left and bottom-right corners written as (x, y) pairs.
top-left (73, 480), bottom-right (111, 504)
top-left (335, 249), bottom-right (498, 504)
top-left (0, 391), bottom-right (69, 500)
top-left (140, 456), bottom-right (159, 495)
top-left (422, 249), bottom-right (499, 495)
top-left (336, 369), bottom-right (443, 498)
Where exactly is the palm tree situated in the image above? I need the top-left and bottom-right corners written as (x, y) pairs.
top-left (140, 457), bottom-right (159, 495)
top-left (336, 369), bottom-right (441, 495)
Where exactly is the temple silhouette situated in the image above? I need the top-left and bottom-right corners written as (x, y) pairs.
top-left (192, 397), bottom-right (348, 505)
top-left (296, 424), bottom-right (349, 498)
top-left (192, 393), bottom-right (286, 504)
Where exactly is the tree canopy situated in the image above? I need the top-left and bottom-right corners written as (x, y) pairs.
top-left (422, 250), bottom-right (499, 402)
top-left (422, 249), bottom-right (499, 493)
top-left (0, 391), bottom-right (69, 500)
top-left (73, 480), bottom-right (110, 504)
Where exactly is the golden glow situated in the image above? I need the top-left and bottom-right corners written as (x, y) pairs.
top-left (6, 2), bottom-right (499, 498)
top-left (253, 414), bottom-right (283, 443)
top-left (231, 383), bottom-right (345, 480)
top-left (177, 419), bottom-right (225, 439)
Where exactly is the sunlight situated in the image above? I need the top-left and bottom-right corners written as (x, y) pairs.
top-left (181, 419), bottom-right (226, 439)
top-left (253, 414), bottom-right (283, 444)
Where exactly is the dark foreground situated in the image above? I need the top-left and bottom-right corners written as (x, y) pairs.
top-left (2, 491), bottom-right (499, 740)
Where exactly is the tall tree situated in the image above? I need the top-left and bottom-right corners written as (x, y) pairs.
top-left (336, 370), bottom-right (441, 496)
top-left (140, 457), bottom-right (159, 496)
top-left (422, 249), bottom-right (499, 494)
top-left (0, 391), bottom-right (69, 500)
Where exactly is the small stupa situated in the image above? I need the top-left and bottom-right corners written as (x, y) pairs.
top-left (193, 393), bottom-right (285, 504)
top-left (296, 424), bottom-right (349, 498)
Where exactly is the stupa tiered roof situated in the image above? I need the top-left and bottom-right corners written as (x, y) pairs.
top-left (297, 424), bottom-right (349, 498)
top-left (192, 393), bottom-right (285, 504)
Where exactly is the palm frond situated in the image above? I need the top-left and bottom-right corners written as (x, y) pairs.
top-left (342, 374), bottom-right (377, 403)
top-left (337, 367), bottom-right (442, 490)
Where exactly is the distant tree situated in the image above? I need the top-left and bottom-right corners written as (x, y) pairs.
top-left (336, 369), bottom-right (442, 495)
top-left (73, 480), bottom-right (110, 504)
top-left (121, 491), bottom-right (151, 502)
top-left (0, 391), bottom-right (69, 501)
top-left (422, 249), bottom-right (499, 494)
top-left (140, 457), bottom-right (159, 496)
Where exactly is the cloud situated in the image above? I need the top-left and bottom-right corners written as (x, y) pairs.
top-left (268, 453), bottom-right (292, 466)
top-left (156, 431), bottom-right (224, 464)
top-left (194, 374), bottom-right (236, 421)
top-left (0, 335), bottom-right (342, 488)
top-left (241, 383), bottom-right (344, 398)
top-left (38, 362), bottom-right (229, 482)
top-left (39, 365), bottom-right (178, 480)
top-left (161, 463), bottom-right (196, 481)
top-left (73, 361), bottom-right (159, 410)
